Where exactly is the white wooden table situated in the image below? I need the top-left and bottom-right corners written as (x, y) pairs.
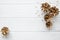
top-left (0, 0), bottom-right (60, 40)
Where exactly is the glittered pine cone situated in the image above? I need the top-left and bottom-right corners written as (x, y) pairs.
top-left (41, 2), bottom-right (50, 12)
top-left (46, 21), bottom-right (52, 28)
top-left (1, 27), bottom-right (9, 36)
top-left (49, 6), bottom-right (59, 16)
top-left (44, 13), bottom-right (54, 22)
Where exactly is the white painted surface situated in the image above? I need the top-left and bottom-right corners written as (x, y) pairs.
top-left (0, 0), bottom-right (60, 40)
top-left (0, 32), bottom-right (60, 40)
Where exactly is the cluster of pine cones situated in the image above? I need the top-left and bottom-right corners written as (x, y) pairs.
top-left (41, 2), bottom-right (59, 29)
